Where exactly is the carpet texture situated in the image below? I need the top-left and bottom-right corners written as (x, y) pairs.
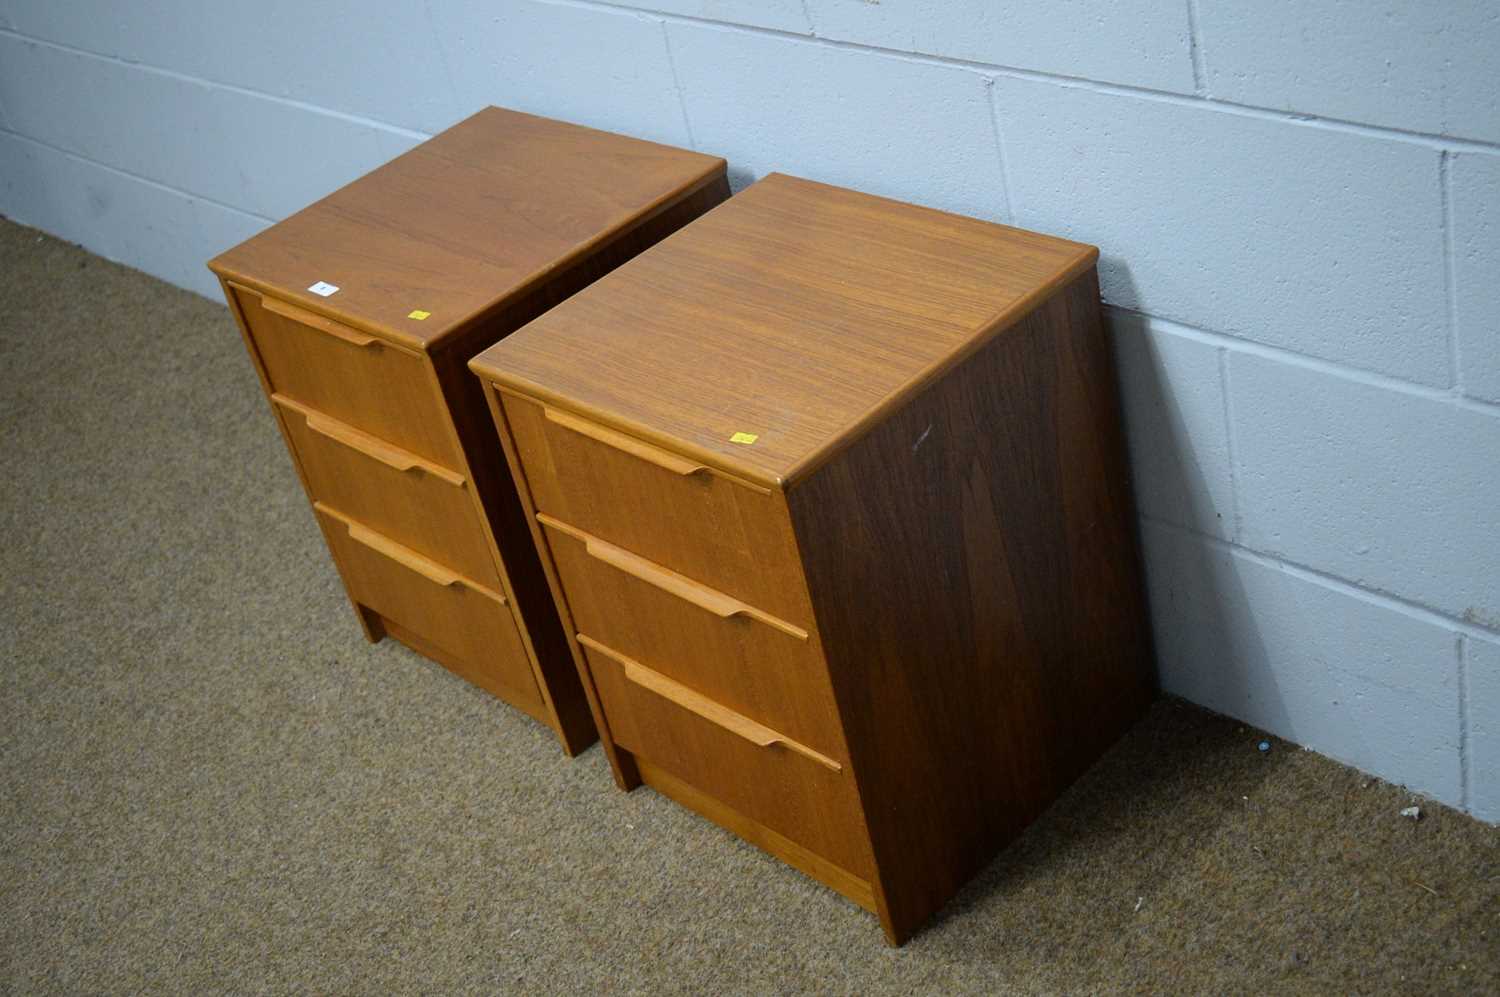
top-left (1, 219), bottom-right (1496, 994)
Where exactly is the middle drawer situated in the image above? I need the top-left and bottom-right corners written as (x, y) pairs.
top-left (275, 394), bottom-right (502, 591)
top-left (539, 514), bottom-right (845, 763)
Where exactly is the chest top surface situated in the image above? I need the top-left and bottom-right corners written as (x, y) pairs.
top-left (208, 106), bottom-right (726, 349)
top-left (473, 173), bottom-right (1097, 487)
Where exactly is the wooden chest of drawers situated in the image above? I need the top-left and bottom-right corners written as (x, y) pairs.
top-left (470, 174), bottom-right (1155, 942)
top-left (207, 107), bottom-right (728, 753)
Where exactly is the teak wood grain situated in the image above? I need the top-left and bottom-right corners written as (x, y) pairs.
top-left (471, 174), bottom-right (1154, 943)
top-left (271, 393), bottom-right (500, 589)
top-left (538, 515), bottom-right (842, 762)
top-left (480, 173), bottom-right (1097, 485)
top-left (787, 269), bottom-right (1154, 941)
top-left (208, 106), bottom-right (728, 753)
top-left (212, 107), bottom-right (728, 348)
top-left (501, 390), bottom-right (813, 627)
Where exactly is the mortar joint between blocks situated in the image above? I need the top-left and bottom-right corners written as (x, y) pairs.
top-left (659, 19), bottom-right (697, 150)
top-left (1185, 0), bottom-right (1208, 97)
top-left (1439, 150), bottom-right (1462, 391)
top-left (1217, 347), bottom-right (1241, 542)
top-left (1458, 636), bottom-right (1470, 810)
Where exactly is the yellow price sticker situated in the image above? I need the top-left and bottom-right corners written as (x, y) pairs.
top-left (729, 432), bottom-right (759, 445)
top-left (407, 309), bottom-right (431, 320)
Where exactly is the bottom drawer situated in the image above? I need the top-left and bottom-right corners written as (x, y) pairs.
top-left (315, 503), bottom-right (542, 712)
top-left (580, 636), bottom-right (875, 883)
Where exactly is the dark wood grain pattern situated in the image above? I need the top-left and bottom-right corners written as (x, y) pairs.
top-left (471, 175), bottom-right (1153, 942)
top-left (786, 269), bottom-right (1155, 943)
top-left (209, 107), bottom-right (728, 753)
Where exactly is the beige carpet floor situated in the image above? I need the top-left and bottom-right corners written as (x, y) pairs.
top-left (1, 218), bottom-right (1496, 994)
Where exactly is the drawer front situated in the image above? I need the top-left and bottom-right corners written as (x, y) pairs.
top-left (314, 504), bottom-right (542, 711)
top-left (233, 284), bottom-right (462, 469)
top-left (276, 395), bottom-right (501, 591)
top-left (501, 391), bottom-right (812, 628)
top-left (541, 515), bottom-right (844, 761)
top-left (581, 637), bottom-right (874, 879)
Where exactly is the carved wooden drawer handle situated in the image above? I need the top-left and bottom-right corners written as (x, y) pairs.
top-left (262, 294), bottom-right (380, 347)
top-left (537, 515), bottom-right (807, 640)
top-left (578, 635), bottom-right (840, 772)
top-left (544, 406), bottom-right (709, 478)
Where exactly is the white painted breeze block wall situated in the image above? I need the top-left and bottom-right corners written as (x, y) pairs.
top-left (1, 1), bottom-right (1496, 820)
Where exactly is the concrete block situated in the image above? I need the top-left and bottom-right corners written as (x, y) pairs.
top-left (428, 1), bottom-right (691, 149)
top-left (808, 0), bottom-right (1196, 93)
top-left (0, 35), bottom-right (418, 220)
top-left (992, 77), bottom-right (1449, 385)
top-left (1110, 312), bottom-right (1234, 538)
top-left (1229, 352), bottom-right (1500, 626)
top-left (0, 132), bottom-right (265, 299)
top-left (1197, 1), bottom-right (1500, 143)
top-left (613, 0), bottom-right (811, 33)
top-left (1452, 153), bottom-right (1500, 403)
top-left (668, 23), bottom-right (1004, 219)
top-left (1142, 520), bottom-right (1461, 805)
top-left (1467, 636), bottom-right (1500, 822)
top-left (0, 0), bottom-right (454, 134)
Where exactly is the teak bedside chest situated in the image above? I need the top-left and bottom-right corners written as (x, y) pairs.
top-left (471, 174), bottom-right (1155, 943)
top-left (207, 107), bottom-right (729, 754)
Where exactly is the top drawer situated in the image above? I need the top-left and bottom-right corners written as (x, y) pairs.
top-left (231, 284), bottom-right (462, 469)
top-left (500, 390), bottom-right (813, 629)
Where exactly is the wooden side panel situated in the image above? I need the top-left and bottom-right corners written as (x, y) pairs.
top-left (786, 269), bottom-right (1155, 943)
top-left (433, 342), bottom-right (594, 754)
top-left (437, 172), bottom-right (733, 756)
